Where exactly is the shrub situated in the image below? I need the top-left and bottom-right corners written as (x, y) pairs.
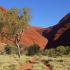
top-left (9, 64), bottom-right (19, 70)
top-left (42, 49), bottom-right (49, 56)
top-left (48, 48), bottom-right (56, 57)
top-left (4, 44), bottom-right (15, 54)
top-left (44, 46), bottom-right (70, 57)
top-left (32, 63), bottom-right (46, 70)
top-left (65, 46), bottom-right (70, 55)
top-left (43, 48), bottom-right (56, 57)
top-left (37, 49), bottom-right (43, 55)
top-left (56, 46), bottom-right (66, 56)
top-left (0, 51), bottom-right (4, 55)
top-left (24, 44), bottom-right (40, 56)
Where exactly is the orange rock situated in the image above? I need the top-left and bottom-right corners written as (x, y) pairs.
top-left (0, 6), bottom-right (48, 50)
top-left (35, 13), bottom-right (70, 48)
top-left (0, 26), bottom-right (48, 50)
top-left (20, 26), bottom-right (48, 50)
top-left (19, 63), bottom-right (33, 70)
top-left (45, 66), bottom-right (52, 70)
top-left (0, 6), bottom-right (7, 12)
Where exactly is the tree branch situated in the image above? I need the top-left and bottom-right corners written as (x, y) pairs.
top-left (0, 31), bottom-right (14, 42)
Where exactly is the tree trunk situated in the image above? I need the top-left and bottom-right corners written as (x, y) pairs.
top-left (17, 43), bottom-right (21, 58)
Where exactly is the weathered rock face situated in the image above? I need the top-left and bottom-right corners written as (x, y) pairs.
top-left (0, 6), bottom-right (48, 50)
top-left (34, 13), bottom-right (70, 48)
top-left (0, 6), bottom-right (70, 49)
top-left (53, 13), bottom-right (70, 47)
top-left (20, 26), bottom-right (48, 50)
top-left (0, 26), bottom-right (48, 50)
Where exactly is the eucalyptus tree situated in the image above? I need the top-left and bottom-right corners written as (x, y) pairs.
top-left (0, 7), bottom-right (32, 57)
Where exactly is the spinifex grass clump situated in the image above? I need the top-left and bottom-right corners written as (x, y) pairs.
top-left (0, 54), bottom-right (33, 70)
top-left (0, 54), bottom-right (70, 70)
top-left (32, 63), bottom-right (46, 70)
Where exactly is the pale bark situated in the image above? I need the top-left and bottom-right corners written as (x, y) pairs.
top-left (16, 43), bottom-right (20, 58)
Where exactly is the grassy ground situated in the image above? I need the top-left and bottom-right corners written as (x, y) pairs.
top-left (0, 42), bottom-right (6, 51)
top-left (0, 54), bottom-right (70, 70)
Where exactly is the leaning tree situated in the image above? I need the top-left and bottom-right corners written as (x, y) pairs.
top-left (0, 7), bottom-right (31, 57)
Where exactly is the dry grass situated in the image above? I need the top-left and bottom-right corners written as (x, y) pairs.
top-left (0, 42), bottom-right (6, 51)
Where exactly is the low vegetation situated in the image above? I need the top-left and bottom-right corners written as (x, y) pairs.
top-left (0, 54), bottom-right (70, 70)
top-left (0, 43), bottom-right (69, 70)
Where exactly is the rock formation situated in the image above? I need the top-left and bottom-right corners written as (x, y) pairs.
top-left (0, 6), bottom-right (48, 50)
top-left (34, 13), bottom-right (70, 48)
top-left (0, 6), bottom-right (70, 49)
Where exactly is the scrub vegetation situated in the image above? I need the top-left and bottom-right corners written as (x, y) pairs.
top-left (0, 43), bottom-right (70, 70)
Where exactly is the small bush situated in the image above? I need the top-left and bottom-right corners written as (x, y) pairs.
top-left (42, 49), bottom-right (49, 56)
top-left (0, 51), bottom-right (4, 55)
top-left (65, 46), bottom-right (70, 55)
top-left (43, 48), bottom-right (56, 57)
top-left (32, 63), bottom-right (46, 70)
top-left (56, 46), bottom-right (66, 56)
top-left (42, 59), bottom-right (53, 65)
top-left (4, 44), bottom-right (15, 54)
top-left (48, 48), bottom-right (56, 57)
top-left (9, 64), bottom-right (19, 70)
top-left (37, 49), bottom-right (43, 55)
top-left (24, 44), bottom-right (40, 56)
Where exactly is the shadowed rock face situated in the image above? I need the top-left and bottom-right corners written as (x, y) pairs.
top-left (34, 13), bottom-right (70, 48)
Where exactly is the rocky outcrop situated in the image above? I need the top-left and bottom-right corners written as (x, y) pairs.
top-left (0, 6), bottom-right (48, 50)
top-left (53, 13), bottom-right (70, 47)
top-left (0, 26), bottom-right (48, 50)
top-left (20, 26), bottom-right (48, 50)
top-left (0, 6), bottom-right (70, 49)
top-left (34, 13), bottom-right (70, 48)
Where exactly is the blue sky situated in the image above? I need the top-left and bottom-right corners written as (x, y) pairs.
top-left (0, 0), bottom-right (70, 28)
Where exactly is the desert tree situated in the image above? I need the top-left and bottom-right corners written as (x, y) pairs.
top-left (0, 7), bottom-right (31, 57)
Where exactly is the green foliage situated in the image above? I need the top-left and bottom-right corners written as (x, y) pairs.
top-left (42, 49), bottom-right (49, 56)
top-left (65, 46), bottom-right (70, 55)
top-left (9, 64), bottom-right (19, 70)
top-left (0, 7), bottom-right (32, 57)
top-left (43, 46), bottom-right (70, 57)
top-left (0, 54), bottom-right (70, 70)
top-left (43, 48), bottom-right (56, 57)
top-left (24, 44), bottom-right (40, 56)
top-left (23, 45), bottom-right (70, 56)
top-left (32, 63), bottom-right (46, 70)
top-left (37, 49), bottom-right (44, 55)
top-left (48, 48), bottom-right (56, 57)
top-left (0, 51), bottom-right (4, 55)
top-left (0, 7), bottom-right (32, 38)
top-left (56, 46), bottom-right (66, 56)
top-left (4, 44), bottom-right (15, 54)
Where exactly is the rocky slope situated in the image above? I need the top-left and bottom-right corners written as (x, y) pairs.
top-left (0, 6), bottom-right (48, 50)
top-left (0, 6), bottom-right (70, 49)
top-left (35, 13), bottom-right (70, 48)
top-left (0, 26), bottom-right (48, 50)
